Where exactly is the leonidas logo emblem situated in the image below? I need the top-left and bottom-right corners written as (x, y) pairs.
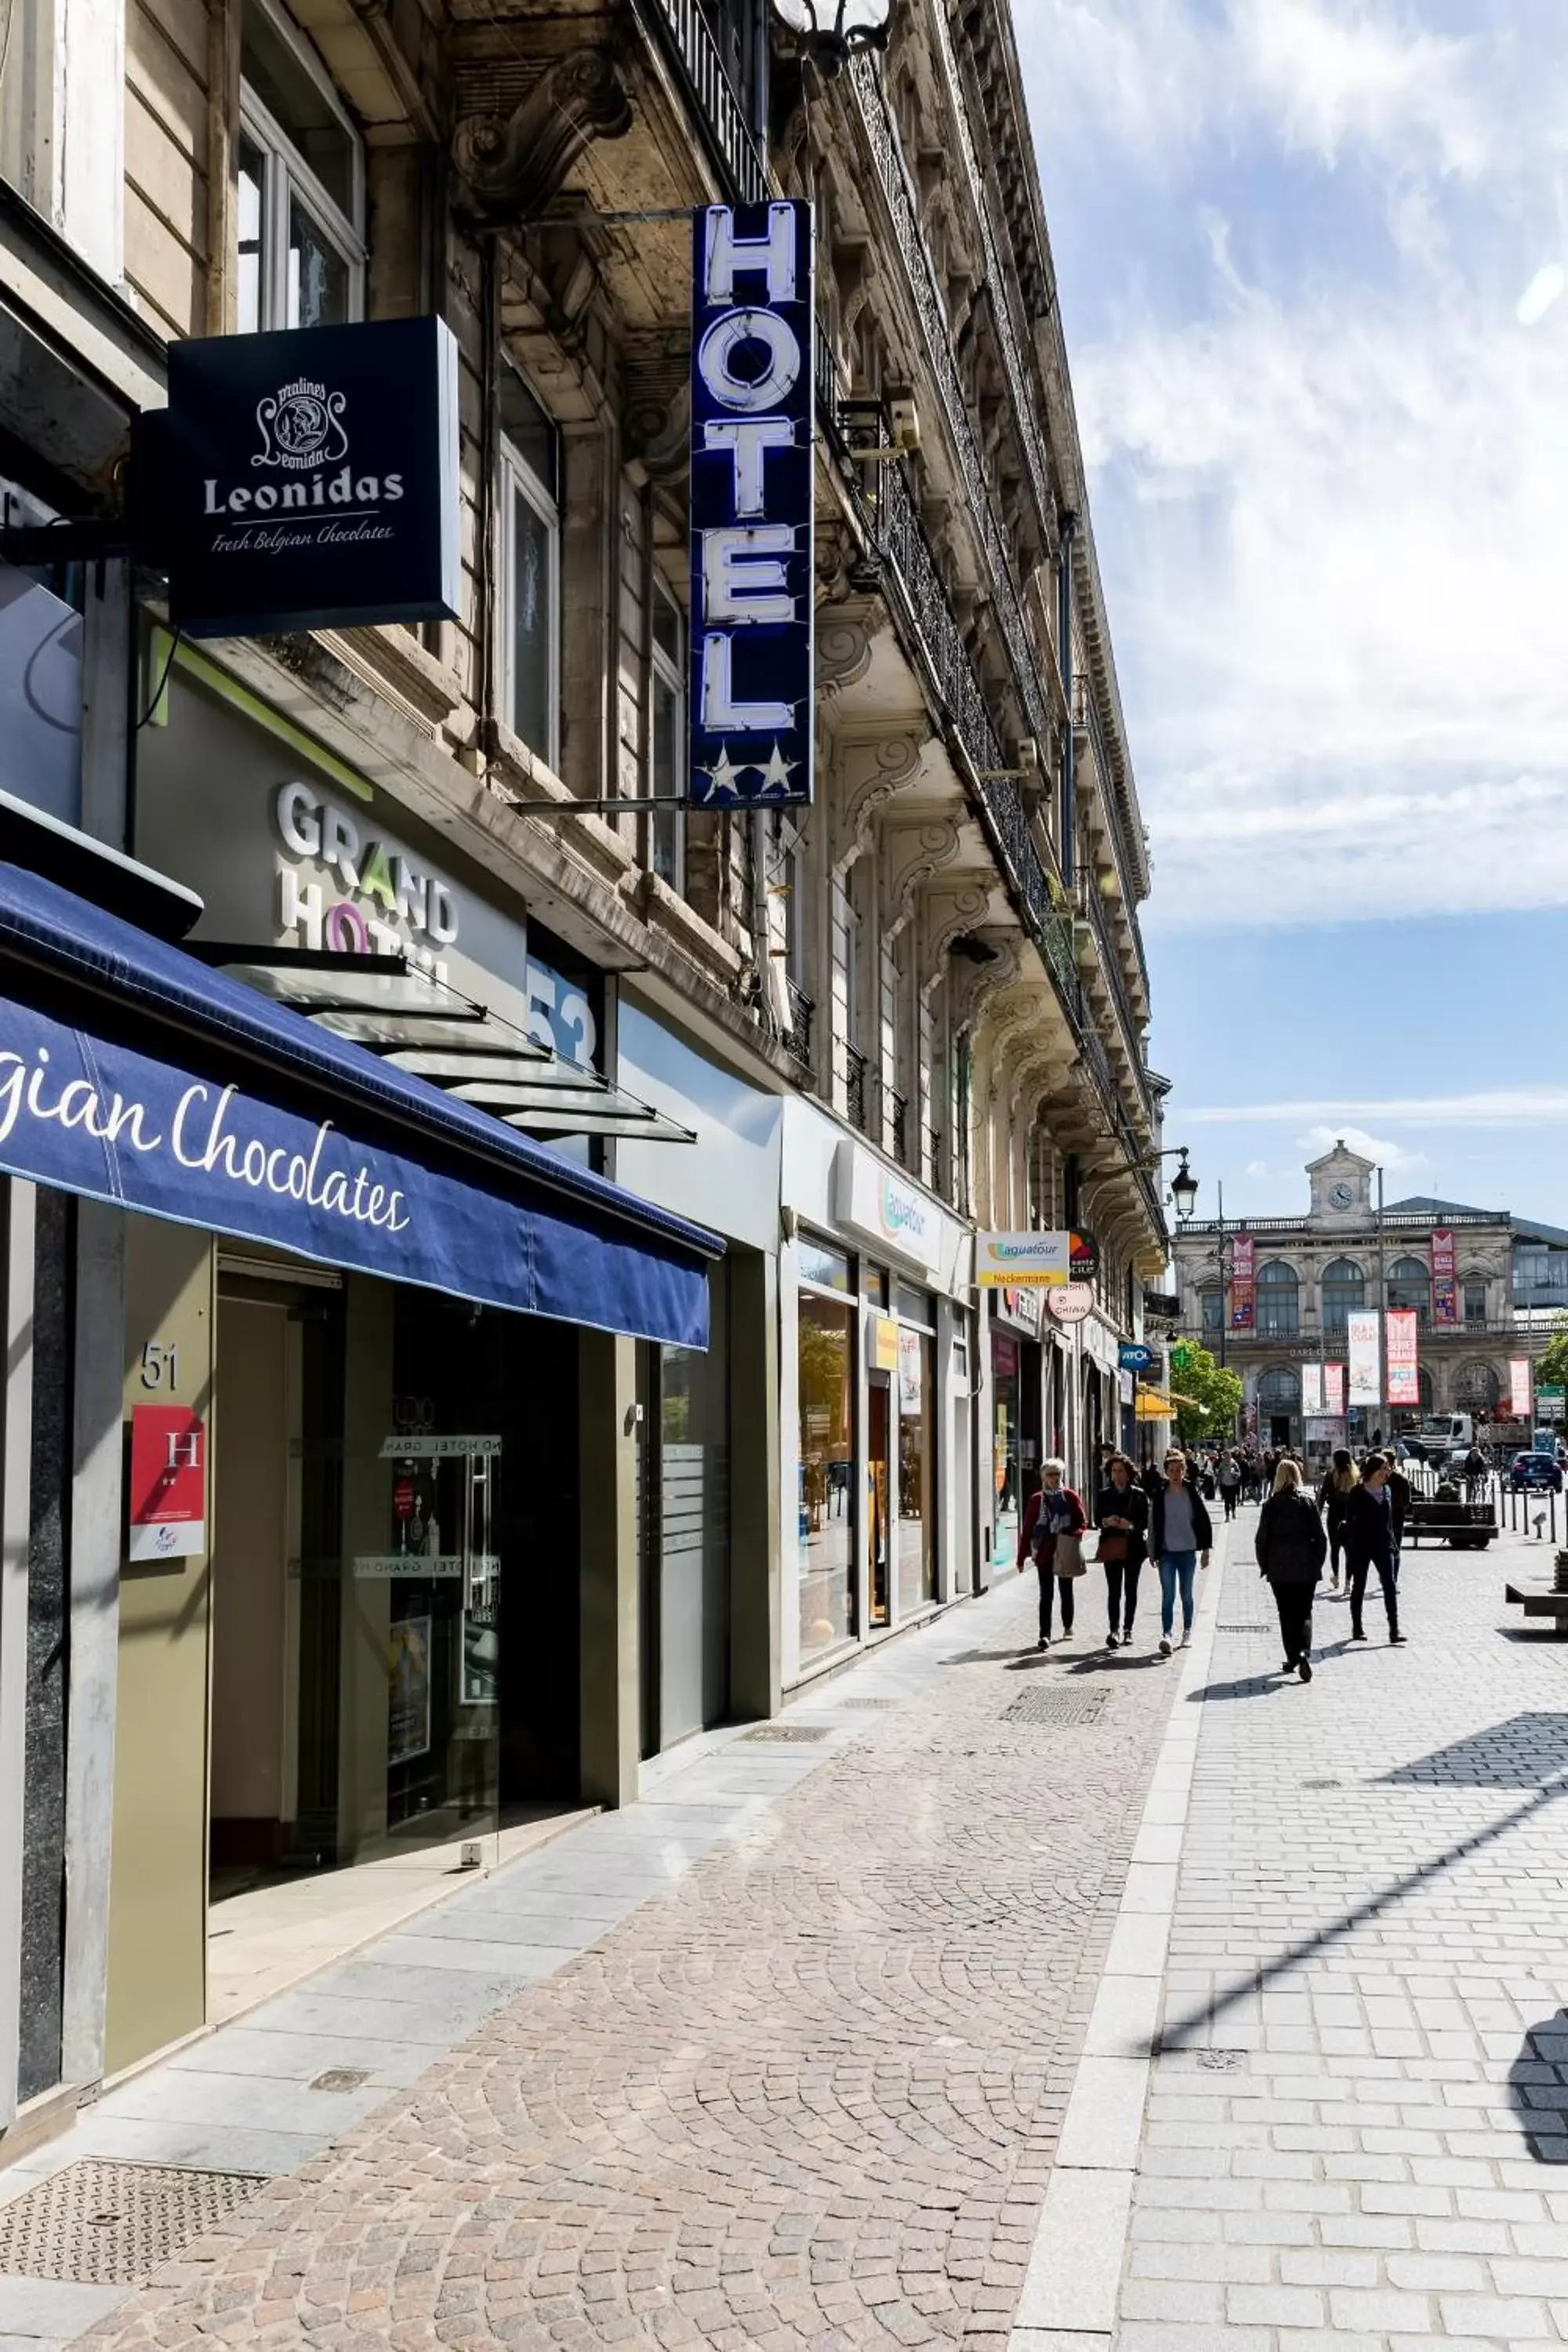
top-left (254, 376), bottom-right (348, 474)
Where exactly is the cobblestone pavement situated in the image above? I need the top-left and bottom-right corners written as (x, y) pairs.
top-left (1117, 1508), bottom-right (1568, 2351)
top-left (80, 1555), bottom-right (1204, 2352)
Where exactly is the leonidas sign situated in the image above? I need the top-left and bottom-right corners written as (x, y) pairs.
top-left (155, 318), bottom-right (460, 637)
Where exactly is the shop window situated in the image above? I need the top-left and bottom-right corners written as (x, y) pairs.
top-left (798, 1292), bottom-right (856, 1664)
top-left (1464, 1279), bottom-right (1488, 1327)
top-left (648, 575), bottom-right (685, 893)
top-left (991, 1327), bottom-right (1021, 1571)
top-left (797, 1234), bottom-right (851, 1293)
top-left (238, 0), bottom-right (364, 332)
top-left (896, 1324), bottom-right (936, 1616)
top-left (499, 369), bottom-right (561, 768)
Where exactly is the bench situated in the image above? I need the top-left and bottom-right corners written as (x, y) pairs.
top-left (1504, 1581), bottom-right (1568, 1633)
top-left (1405, 1497), bottom-right (1496, 1550)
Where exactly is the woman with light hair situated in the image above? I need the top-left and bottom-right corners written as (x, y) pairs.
top-left (1018, 1457), bottom-right (1087, 1652)
top-left (1256, 1456), bottom-right (1328, 1680)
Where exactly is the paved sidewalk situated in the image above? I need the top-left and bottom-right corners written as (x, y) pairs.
top-left (2, 1544), bottom-right (1207, 2352)
top-left (1102, 1508), bottom-right (1568, 2352)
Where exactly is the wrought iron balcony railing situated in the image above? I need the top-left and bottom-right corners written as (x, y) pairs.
top-left (888, 1087), bottom-right (909, 1171)
top-left (783, 977), bottom-right (814, 1073)
top-left (1076, 878), bottom-right (1153, 1125)
top-left (844, 1044), bottom-right (870, 1138)
top-left (637, 0), bottom-right (768, 202)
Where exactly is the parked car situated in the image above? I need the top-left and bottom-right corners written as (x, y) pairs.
top-left (1509, 1452), bottom-right (1564, 1494)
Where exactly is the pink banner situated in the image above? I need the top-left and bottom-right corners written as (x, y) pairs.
top-left (1323, 1362), bottom-right (1345, 1415)
top-left (1432, 1229), bottom-right (1457, 1327)
top-left (1230, 1234), bottom-right (1255, 1332)
top-left (1512, 1358), bottom-right (1533, 1421)
top-left (1386, 1309), bottom-right (1419, 1406)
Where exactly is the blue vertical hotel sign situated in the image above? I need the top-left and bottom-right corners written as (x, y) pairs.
top-left (689, 201), bottom-right (815, 808)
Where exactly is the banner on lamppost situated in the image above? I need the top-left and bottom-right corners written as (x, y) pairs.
top-left (1511, 1357), bottom-right (1533, 1421)
top-left (1386, 1308), bottom-right (1420, 1406)
top-left (1301, 1363), bottom-right (1324, 1415)
top-left (1431, 1228), bottom-right (1457, 1327)
top-left (1346, 1311), bottom-right (1381, 1406)
top-left (1230, 1233), bottom-right (1255, 1331)
top-left (1323, 1362), bottom-right (1345, 1415)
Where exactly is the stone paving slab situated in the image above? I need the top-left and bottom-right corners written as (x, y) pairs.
top-left (39, 1552), bottom-right (1205, 2351)
top-left (1113, 1510), bottom-right (1568, 2350)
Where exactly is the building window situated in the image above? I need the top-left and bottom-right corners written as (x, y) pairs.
top-left (797, 1289), bottom-right (856, 1664)
top-left (648, 575), bottom-right (685, 893)
top-left (1463, 1279), bottom-right (1488, 1327)
top-left (1256, 1366), bottom-right (1300, 1427)
top-left (1256, 1259), bottom-right (1300, 1337)
top-left (499, 371), bottom-right (561, 768)
top-left (1386, 1256), bottom-right (1429, 1325)
top-left (1321, 1258), bottom-right (1365, 1333)
top-left (1199, 1287), bottom-right (1222, 1336)
top-left (238, 0), bottom-right (364, 332)
top-left (1457, 1360), bottom-right (1501, 1410)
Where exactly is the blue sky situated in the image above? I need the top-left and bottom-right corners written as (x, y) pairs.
top-left (1014, 0), bottom-right (1568, 1227)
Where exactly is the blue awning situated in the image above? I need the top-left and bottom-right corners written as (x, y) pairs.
top-left (0, 861), bottom-right (717, 1346)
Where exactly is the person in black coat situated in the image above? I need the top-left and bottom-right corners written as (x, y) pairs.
top-left (1255, 1459), bottom-right (1328, 1681)
top-left (1094, 1454), bottom-right (1151, 1650)
top-left (1345, 1456), bottom-right (1404, 1644)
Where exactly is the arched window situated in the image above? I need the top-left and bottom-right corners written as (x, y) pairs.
top-left (1387, 1256), bottom-right (1429, 1323)
top-left (1257, 1259), bottom-right (1300, 1336)
top-left (1417, 1366), bottom-right (1433, 1409)
top-left (1321, 1258), bottom-right (1365, 1333)
top-left (1198, 1286), bottom-right (1222, 1335)
top-left (1257, 1367), bottom-right (1301, 1414)
top-left (1457, 1361), bottom-right (1500, 1408)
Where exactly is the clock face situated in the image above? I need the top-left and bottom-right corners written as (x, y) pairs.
top-left (1329, 1181), bottom-right (1355, 1210)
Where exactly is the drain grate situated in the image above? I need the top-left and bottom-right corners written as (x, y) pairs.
top-left (740, 1722), bottom-right (831, 1743)
top-left (1301, 1777), bottom-right (1342, 1790)
top-left (1218, 1621), bottom-right (1272, 1633)
top-left (1003, 1690), bottom-right (1107, 1727)
top-left (0, 2161), bottom-right (267, 2286)
top-left (837, 1696), bottom-right (898, 1709)
top-left (1195, 2049), bottom-right (1249, 2073)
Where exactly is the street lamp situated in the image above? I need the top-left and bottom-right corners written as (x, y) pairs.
top-left (1170, 1153), bottom-right (1199, 1222)
top-left (771, 0), bottom-right (891, 71)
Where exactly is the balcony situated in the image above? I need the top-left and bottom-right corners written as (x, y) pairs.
top-left (1076, 876), bottom-right (1153, 1127)
top-left (888, 1087), bottom-right (909, 1171)
top-left (844, 1044), bottom-right (871, 1138)
top-left (633, 0), bottom-right (768, 202)
top-left (783, 977), bottom-right (814, 1074)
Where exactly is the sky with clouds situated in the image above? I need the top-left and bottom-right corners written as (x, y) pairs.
top-left (1014, 0), bottom-right (1568, 1224)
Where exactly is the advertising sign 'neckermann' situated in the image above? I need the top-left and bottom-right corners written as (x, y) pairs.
top-left (688, 201), bottom-right (815, 808)
top-left (160, 317), bottom-right (460, 638)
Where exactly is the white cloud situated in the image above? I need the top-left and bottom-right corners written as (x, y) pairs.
top-left (1244, 1157), bottom-right (1271, 1175)
top-left (1296, 1122), bottom-right (1427, 1168)
top-left (1186, 1090), bottom-right (1568, 1127)
top-left (1518, 263), bottom-right (1566, 326)
top-left (1231, 0), bottom-right (1488, 176)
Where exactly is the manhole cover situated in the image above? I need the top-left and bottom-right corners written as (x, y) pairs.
top-left (740, 1723), bottom-right (830, 1743)
top-left (310, 2067), bottom-right (369, 2092)
top-left (1195, 2049), bottom-right (1248, 2073)
top-left (1003, 1690), bottom-right (1108, 1726)
top-left (0, 2161), bottom-right (267, 2285)
top-left (837, 1697), bottom-right (897, 1709)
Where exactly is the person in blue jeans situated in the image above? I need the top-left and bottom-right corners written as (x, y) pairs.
top-left (1148, 1447), bottom-right (1214, 1657)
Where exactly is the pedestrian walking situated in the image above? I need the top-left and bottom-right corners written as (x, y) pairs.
top-left (1255, 1458), bottom-right (1327, 1681)
top-left (1018, 1457), bottom-right (1087, 1651)
top-left (1149, 1447), bottom-right (1213, 1657)
top-left (1383, 1450), bottom-right (1410, 1576)
top-left (1317, 1447), bottom-right (1358, 1592)
top-left (1218, 1450), bottom-right (1241, 1520)
top-left (1345, 1454), bottom-right (1405, 1645)
top-left (1094, 1452), bottom-right (1149, 1650)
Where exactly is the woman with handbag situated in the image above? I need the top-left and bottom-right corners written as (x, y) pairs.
top-left (1149, 1447), bottom-right (1214, 1657)
top-left (1018, 1457), bottom-right (1087, 1651)
top-left (1094, 1452), bottom-right (1149, 1649)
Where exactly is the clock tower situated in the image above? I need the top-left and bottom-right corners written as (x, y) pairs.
top-left (1306, 1140), bottom-right (1375, 1226)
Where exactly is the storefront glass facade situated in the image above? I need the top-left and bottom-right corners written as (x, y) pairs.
top-left (797, 1243), bottom-right (857, 1666)
top-left (895, 1287), bottom-right (937, 1617)
top-left (992, 1330), bottom-right (1021, 1570)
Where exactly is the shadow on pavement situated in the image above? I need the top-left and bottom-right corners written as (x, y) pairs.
top-left (1377, 1712), bottom-right (1568, 1787)
top-left (1509, 2012), bottom-right (1568, 2161)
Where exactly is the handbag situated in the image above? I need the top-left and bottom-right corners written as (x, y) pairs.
top-left (1094, 1530), bottom-right (1129, 1564)
top-left (1053, 1532), bottom-right (1086, 1578)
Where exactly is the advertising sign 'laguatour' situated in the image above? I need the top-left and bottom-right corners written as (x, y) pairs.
top-left (688, 201), bottom-right (815, 808)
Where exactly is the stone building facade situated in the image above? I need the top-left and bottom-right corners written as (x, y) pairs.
top-left (1172, 1142), bottom-right (1562, 1446)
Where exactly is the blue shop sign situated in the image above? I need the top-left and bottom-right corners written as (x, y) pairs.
top-left (158, 317), bottom-right (460, 639)
top-left (688, 201), bottom-right (815, 808)
top-left (1119, 1341), bottom-right (1157, 1373)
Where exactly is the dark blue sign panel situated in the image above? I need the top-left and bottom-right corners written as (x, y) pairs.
top-left (689, 201), bottom-right (815, 808)
top-left (0, 991), bottom-right (708, 1349)
top-left (1119, 1341), bottom-right (1157, 1374)
top-left (160, 317), bottom-right (460, 639)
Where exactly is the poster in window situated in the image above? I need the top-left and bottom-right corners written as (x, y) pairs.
top-left (460, 1555), bottom-right (499, 1708)
top-left (897, 1324), bottom-right (924, 1417)
top-left (387, 1614), bottom-right (432, 1766)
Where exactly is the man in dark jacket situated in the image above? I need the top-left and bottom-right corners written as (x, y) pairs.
top-left (1256, 1460), bottom-right (1328, 1680)
top-left (1381, 1450), bottom-right (1411, 1576)
top-left (1346, 1456), bottom-right (1404, 1644)
top-left (1094, 1454), bottom-right (1150, 1650)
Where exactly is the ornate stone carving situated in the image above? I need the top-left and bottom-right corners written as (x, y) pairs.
top-left (917, 876), bottom-right (993, 997)
top-left (829, 731), bottom-right (924, 869)
top-left (453, 49), bottom-right (632, 223)
top-left (879, 816), bottom-right (963, 941)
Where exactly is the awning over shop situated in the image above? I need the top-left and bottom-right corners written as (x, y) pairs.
top-left (0, 861), bottom-right (719, 1346)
